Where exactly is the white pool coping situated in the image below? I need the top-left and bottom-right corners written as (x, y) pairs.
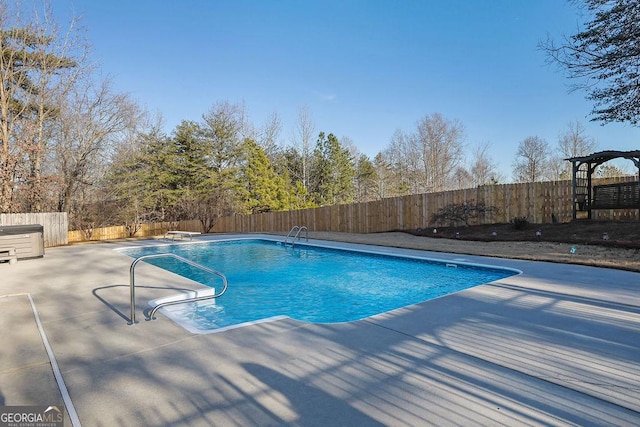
top-left (118, 234), bottom-right (522, 334)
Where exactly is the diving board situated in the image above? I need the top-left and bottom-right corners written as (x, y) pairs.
top-left (163, 231), bottom-right (201, 241)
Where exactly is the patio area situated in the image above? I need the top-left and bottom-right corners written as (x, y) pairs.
top-left (1, 232), bottom-right (639, 426)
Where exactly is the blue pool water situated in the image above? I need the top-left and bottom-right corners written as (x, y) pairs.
top-left (121, 239), bottom-right (516, 332)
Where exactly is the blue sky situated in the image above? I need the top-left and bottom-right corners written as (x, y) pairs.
top-left (55, 0), bottom-right (639, 180)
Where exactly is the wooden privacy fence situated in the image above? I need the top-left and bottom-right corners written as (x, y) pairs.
top-left (67, 220), bottom-right (202, 244)
top-left (213, 178), bottom-right (638, 234)
top-left (0, 212), bottom-right (68, 247)
top-left (14, 178), bottom-right (632, 247)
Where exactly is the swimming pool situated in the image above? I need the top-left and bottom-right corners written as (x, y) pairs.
top-left (120, 238), bottom-right (518, 333)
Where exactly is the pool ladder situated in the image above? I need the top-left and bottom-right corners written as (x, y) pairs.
top-left (128, 253), bottom-right (228, 325)
top-left (284, 225), bottom-right (308, 247)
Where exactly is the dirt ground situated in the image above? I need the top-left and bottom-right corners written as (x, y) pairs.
top-left (407, 220), bottom-right (640, 249)
top-left (404, 220), bottom-right (640, 272)
top-left (307, 220), bottom-right (640, 273)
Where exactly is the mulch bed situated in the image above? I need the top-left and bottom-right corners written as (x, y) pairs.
top-left (405, 220), bottom-right (640, 250)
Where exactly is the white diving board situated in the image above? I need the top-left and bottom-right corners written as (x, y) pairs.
top-left (163, 231), bottom-right (202, 241)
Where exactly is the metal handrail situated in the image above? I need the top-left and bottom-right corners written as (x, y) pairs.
top-left (292, 225), bottom-right (308, 246)
top-left (284, 225), bottom-right (308, 246)
top-left (129, 253), bottom-right (228, 325)
top-left (283, 225), bottom-right (300, 245)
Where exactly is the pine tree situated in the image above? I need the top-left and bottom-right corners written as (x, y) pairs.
top-left (238, 138), bottom-right (288, 213)
top-left (0, 11), bottom-right (77, 211)
top-left (168, 121), bottom-right (207, 187)
top-left (193, 102), bottom-right (246, 230)
top-left (310, 132), bottom-right (356, 206)
top-left (109, 127), bottom-right (182, 223)
top-left (354, 154), bottom-right (377, 202)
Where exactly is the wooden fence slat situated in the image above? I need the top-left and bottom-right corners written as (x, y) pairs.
top-left (1, 212), bottom-right (68, 247)
top-left (50, 176), bottom-right (640, 245)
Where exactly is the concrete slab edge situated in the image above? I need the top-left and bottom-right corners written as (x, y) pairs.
top-left (1, 293), bottom-right (82, 427)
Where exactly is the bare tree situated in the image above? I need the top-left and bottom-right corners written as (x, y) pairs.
top-left (541, 1), bottom-right (640, 125)
top-left (512, 136), bottom-right (550, 183)
top-left (597, 163), bottom-right (632, 178)
top-left (416, 113), bottom-right (465, 192)
top-left (452, 166), bottom-right (473, 190)
top-left (379, 115), bottom-right (466, 195)
top-left (469, 142), bottom-right (502, 186)
top-left (546, 154), bottom-right (567, 182)
top-left (258, 110), bottom-right (282, 161)
top-left (290, 104), bottom-right (315, 189)
top-left (383, 129), bottom-right (421, 195)
top-left (371, 153), bottom-right (394, 199)
top-left (557, 121), bottom-right (598, 159)
top-left (52, 77), bottom-right (142, 217)
top-left (546, 121), bottom-right (598, 180)
top-left (550, 121), bottom-right (599, 180)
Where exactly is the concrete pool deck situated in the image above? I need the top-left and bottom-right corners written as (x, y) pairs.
top-left (1, 232), bottom-right (639, 426)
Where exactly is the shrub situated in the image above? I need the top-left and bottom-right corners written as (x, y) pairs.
top-left (430, 202), bottom-right (498, 227)
top-left (510, 216), bottom-right (529, 230)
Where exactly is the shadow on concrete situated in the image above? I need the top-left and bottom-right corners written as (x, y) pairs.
top-left (242, 362), bottom-right (385, 426)
top-left (92, 284), bottom-right (197, 323)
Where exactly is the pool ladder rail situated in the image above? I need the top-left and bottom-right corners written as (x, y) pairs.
top-left (128, 253), bottom-right (228, 325)
top-left (283, 225), bottom-right (308, 247)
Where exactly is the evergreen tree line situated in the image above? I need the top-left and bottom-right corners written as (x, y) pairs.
top-left (103, 104), bottom-right (367, 233)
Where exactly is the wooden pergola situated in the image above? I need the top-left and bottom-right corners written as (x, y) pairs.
top-left (566, 150), bottom-right (640, 220)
